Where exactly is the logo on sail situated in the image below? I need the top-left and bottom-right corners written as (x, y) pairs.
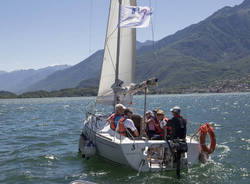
top-left (119, 5), bottom-right (153, 28)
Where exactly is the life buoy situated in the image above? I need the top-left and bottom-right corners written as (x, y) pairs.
top-left (199, 123), bottom-right (216, 154)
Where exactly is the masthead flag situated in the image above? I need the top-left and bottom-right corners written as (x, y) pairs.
top-left (119, 5), bottom-right (152, 28)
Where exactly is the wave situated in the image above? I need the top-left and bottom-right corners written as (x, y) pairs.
top-left (216, 144), bottom-right (230, 160)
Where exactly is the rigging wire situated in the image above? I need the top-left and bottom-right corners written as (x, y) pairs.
top-left (149, 0), bottom-right (159, 95)
top-left (149, 0), bottom-right (155, 52)
top-left (149, 0), bottom-right (158, 63)
top-left (143, 0), bottom-right (158, 82)
top-left (88, 0), bottom-right (93, 56)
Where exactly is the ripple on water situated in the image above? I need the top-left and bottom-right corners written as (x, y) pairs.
top-left (239, 138), bottom-right (250, 151)
top-left (186, 160), bottom-right (235, 184)
top-left (16, 106), bottom-right (26, 112)
top-left (64, 105), bottom-right (70, 108)
top-left (37, 123), bottom-right (48, 126)
top-left (209, 122), bottom-right (222, 130)
top-left (240, 168), bottom-right (249, 178)
top-left (216, 144), bottom-right (230, 160)
top-left (211, 122), bottom-right (222, 127)
top-left (45, 154), bottom-right (58, 160)
top-left (23, 170), bottom-right (36, 179)
top-left (247, 139), bottom-right (250, 144)
top-left (70, 180), bottom-right (97, 184)
top-left (211, 107), bottom-right (219, 111)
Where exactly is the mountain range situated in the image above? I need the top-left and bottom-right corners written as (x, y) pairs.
top-left (0, 65), bottom-right (70, 93)
top-left (1, 0), bottom-right (250, 94)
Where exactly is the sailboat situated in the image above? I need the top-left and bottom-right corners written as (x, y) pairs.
top-left (79, 0), bottom-right (214, 173)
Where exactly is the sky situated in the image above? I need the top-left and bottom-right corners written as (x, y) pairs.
top-left (0, 0), bottom-right (244, 72)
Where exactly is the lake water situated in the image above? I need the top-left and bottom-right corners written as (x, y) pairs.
top-left (0, 93), bottom-right (249, 184)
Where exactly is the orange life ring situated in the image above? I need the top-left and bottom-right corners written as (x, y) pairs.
top-left (199, 123), bottom-right (216, 154)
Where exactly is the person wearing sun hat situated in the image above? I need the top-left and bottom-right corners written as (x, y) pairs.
top-left (154, 109), bottom-right (170, 140)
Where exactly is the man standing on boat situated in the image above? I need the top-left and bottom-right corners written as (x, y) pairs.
top-left (168, 106), bottom-right (187, 140)
top-left (168, 106), bottom-right (188, 178)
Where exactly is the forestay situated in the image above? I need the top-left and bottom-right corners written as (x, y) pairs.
top-left (96, 0), bottom-right (136, 105)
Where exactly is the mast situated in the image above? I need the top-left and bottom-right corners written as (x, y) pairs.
top-left (114, 0), bottom-right (122, 109)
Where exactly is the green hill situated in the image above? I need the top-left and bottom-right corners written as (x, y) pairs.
top-left (135, 0), bottom-right (250, 92)
top-left (0, 91), bottom-right (17, 98)
top-left (6, 88), bottom-right (97, 99)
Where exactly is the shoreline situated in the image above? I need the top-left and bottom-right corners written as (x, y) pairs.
top-left (1, 89), bottom-right (250, 99)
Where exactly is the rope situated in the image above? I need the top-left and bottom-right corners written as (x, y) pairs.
top-left (149, 0), bottom-right (155, 53)
top-left (137, 159), bottom-right (145, 176)
top-left (189, 122), bottom-right (202, 142)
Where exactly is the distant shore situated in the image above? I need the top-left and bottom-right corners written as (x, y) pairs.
top-left (0, 88), bottom-right (97, 99)
top-left (1, 85), bottom-right (249, 99)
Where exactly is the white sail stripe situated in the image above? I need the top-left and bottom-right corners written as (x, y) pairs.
top-left (106, 27), bottom-right (118, 41)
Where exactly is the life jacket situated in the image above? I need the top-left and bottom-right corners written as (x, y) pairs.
top-left (155, 117), bottom-right (171, 138)
top-left (148, 116), bottom-right (156, 131)
top-left (154, 117), bottom-right (163, 137)
top-left (145, 116), bottom-right (155, 134)
top-left (165, 117), bottom-right (173, 137)
top-left (109, 114), bottom-right (126, 136)
top-left (171, 115), bottom-right (186, 139)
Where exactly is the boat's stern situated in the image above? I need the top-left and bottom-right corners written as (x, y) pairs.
top-left (120, 139), bottom-right (189, 172)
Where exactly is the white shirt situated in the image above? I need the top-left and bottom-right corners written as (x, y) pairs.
top-left (123, 119), bottom-right (137, 131)
top-left (159, 119), bottom-right (167, 129)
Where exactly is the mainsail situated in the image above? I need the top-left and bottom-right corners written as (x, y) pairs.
top-left (96, 0), bottom-right (136, 105)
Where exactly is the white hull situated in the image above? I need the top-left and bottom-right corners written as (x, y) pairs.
top-left (79, 114), bottom-right (202, 172)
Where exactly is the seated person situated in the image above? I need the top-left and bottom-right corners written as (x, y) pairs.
top-left (152, 108), bottom-right (161, 137)
top-left (107, 105), bottom-right (139, 137)
top-left (156, 109), bottom-right (172, 140)
top-left (154, 109), bottom-right (168, 140)
top-left (145, 110), bottom-right (156, 139)
top-left (107, 104), bottom-right (125, 133)
top-left (123, 108), bottom-right (139, 137)
top-left (131, 113), bottom-right (142, 135)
